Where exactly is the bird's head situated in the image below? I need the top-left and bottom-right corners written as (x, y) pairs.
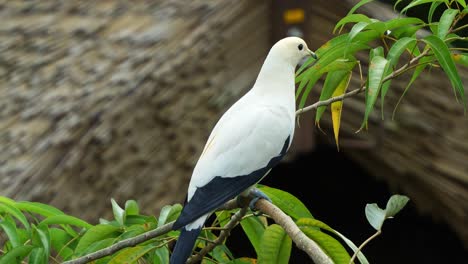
top-left (270, 37), bottom-right (317, 67)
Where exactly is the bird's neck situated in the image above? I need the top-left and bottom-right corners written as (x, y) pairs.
top-left (253, 57), bottom-right (295, 93)
top-left (252, 56), bottom-right (296, 107)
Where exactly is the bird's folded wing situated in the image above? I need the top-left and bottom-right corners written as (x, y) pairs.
top-left (173, 105), bottom-right (292, 229)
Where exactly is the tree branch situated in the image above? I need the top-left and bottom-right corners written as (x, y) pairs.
top-left (62, 222), bottom-right (174, 264)
top-left (255, 199), bottom-right (334, 264)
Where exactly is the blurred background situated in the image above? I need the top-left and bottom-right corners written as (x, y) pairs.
top-left (0, 0), bottom-right (467, 262)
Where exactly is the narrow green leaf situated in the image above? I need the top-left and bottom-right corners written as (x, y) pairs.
top-left (301, 227), bottom-right (351, 264)
top-left (457, 0), bottom-right (467, 8)
top-left (334, 14), bottom-right (372, 33)
top-left (108, 245), bottom-right (157, 264)
top-left (385, 17), bottom-right (425, 30)
top-left (74, 224), bottom-right (121, 255)
top-left (0, 245), bottom-right (35, 264)
top-left (401, 0), bottom-right (447, 14)
top-left (348, 21), bottom-right (370, 42)
top-left (0, 203), bottom-right (30, 230)
top-left (428, 1), bottom-right (444, 23)
top-left (347, 0), bottom-right (375, 16)
top-left (28, 247), bottom-right (46, 264)
top-left (111, 199), bottom-right (125, 226)
top-left (316, 70), bottom-right (351, 124)
top-left (157, 204), bottom-right (182, 227)
top-left (296, 57), bottom-right (317, 76)
top-left (381, 37), bottom-right (417, 116)
top-left (258, 224), bottom-right (291, 264)
top-left (385, 194), bottom-right (410, 217)
top-left (257, 185), bottom-right (313, 220)
top-left (393, 55), bottom-right (434, 119)
top-left (438, 9), bottom-right (458, 39)
top-left (365, 203), bottom-right (386, 230)
top-left (0, 220), bottom-right (21, 247)
top-left (124, 200), bottom-right (139, 216)
top-left (360, 56), bottom-right (390, 130)
top-left (15, 201), bottom-right (64, 217)
top-left (77, 237), bottom-right (116, 257)
top-left (240, 216), bottom-right (266, 254)
top-left (423, 35), bottom-right (466, 108)
top-left (34, 226), bottom-right (50, 262)
top-left (38, 215), bottom-right (92, 229)
top-left (153, 246), bottom-right (170, 264)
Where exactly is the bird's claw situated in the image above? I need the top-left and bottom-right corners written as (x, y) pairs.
top-left (249, 188), bottom-right (272, 212)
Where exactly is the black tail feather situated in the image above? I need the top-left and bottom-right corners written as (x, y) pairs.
top-left (170, 226), bottom-right (202, 264)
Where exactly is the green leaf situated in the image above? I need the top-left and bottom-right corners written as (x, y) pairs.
top-left (38, 215), bottom-right (92, 229)
top-left (49, 228), bottom-right (74, 260)
top-left (385, 194), bottom-right (410, 217)
top-left (438, 9), bottom-right (458, 39)
top-left (0, 219), bottom-right (21, 247)
top-left (360, 56), bottom-right (390, 130)
top-left (158, 204), bottom-right (182, 227)
top-left (348, 22), bottom-right (370, 42)
top-left (457, 0), bottom-right (467, 8)
top-left (381, 37), bottom-right (417, 116)
top-left (423, 35), bottom-right (466, 108)
top-left (74, 224), bottom-right (121, 255)
top-left (153, 246), bottom-right (170, 264)
top-left (111, 198), bottom-right (126, 226)
top-left (401, 0), bottom-right (447, 14)
top-left (334, 14), bottom-right (372, 33)
top-left (77, 237), bottom-right (116, 257)
top-left (215, 210), bottom-right (232, 227)
top-left (393, 55), bottom-right (434, 119)
top-left (452, 53), bottom-right (468, 66)
top-left (15, 201), bottom-right (64, 217)
top-left (257, 185), bottom-right (313, 220)
top-left (346, 0), bottom-right (375, 16)
top-left (296, 57), bottom-right (317, 76)
top-left (240, 215), bottom-right (266, 254)
top-left (301, 227), bottom-right (351, 264)
top-left (0, 203), bottom-right (30, 230)
top-left (296, 218), bottom-right (368, 264)
top-left (28, 247), bottom-right (46, 264)
top-left (108, 245), bottom-right (157, 264)
top-left (316, 70), bottom-right (352, 124)
top-left (385, 17), bottom-right (425, 30)
top-left (365, 203), bottom-right (386, 230)
top-left (33, 226), bottom-right (50, 262)
top-left (0, 245), bottom-right (35, 264)
top-left (124, 200), bottom-right (139, 216)
top-left (258, 224), bottom-right (291, 264)
top-left (428, 1), bottom-right (444, 23)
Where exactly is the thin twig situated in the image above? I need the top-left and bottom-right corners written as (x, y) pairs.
top-left (349, 230), bottom-right (382, 264)
top-left (187, 208), bottom-right (247, 264)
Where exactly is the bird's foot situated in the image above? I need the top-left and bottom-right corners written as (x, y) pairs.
top-left (249, 188), bottom-right (272, 212)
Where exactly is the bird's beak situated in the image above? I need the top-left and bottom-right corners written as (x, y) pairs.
top-left (307, 48), bottom-right (318, 59)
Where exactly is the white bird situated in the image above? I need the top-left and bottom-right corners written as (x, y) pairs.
top-left (169, 37), bottom-right (316, 264)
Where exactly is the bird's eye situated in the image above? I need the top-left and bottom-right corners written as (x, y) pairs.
top-left (298, 44), bottom-right (303, 50)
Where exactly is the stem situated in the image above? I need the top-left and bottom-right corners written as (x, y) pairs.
top-left (349, 230), bottom-right (382, 264)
